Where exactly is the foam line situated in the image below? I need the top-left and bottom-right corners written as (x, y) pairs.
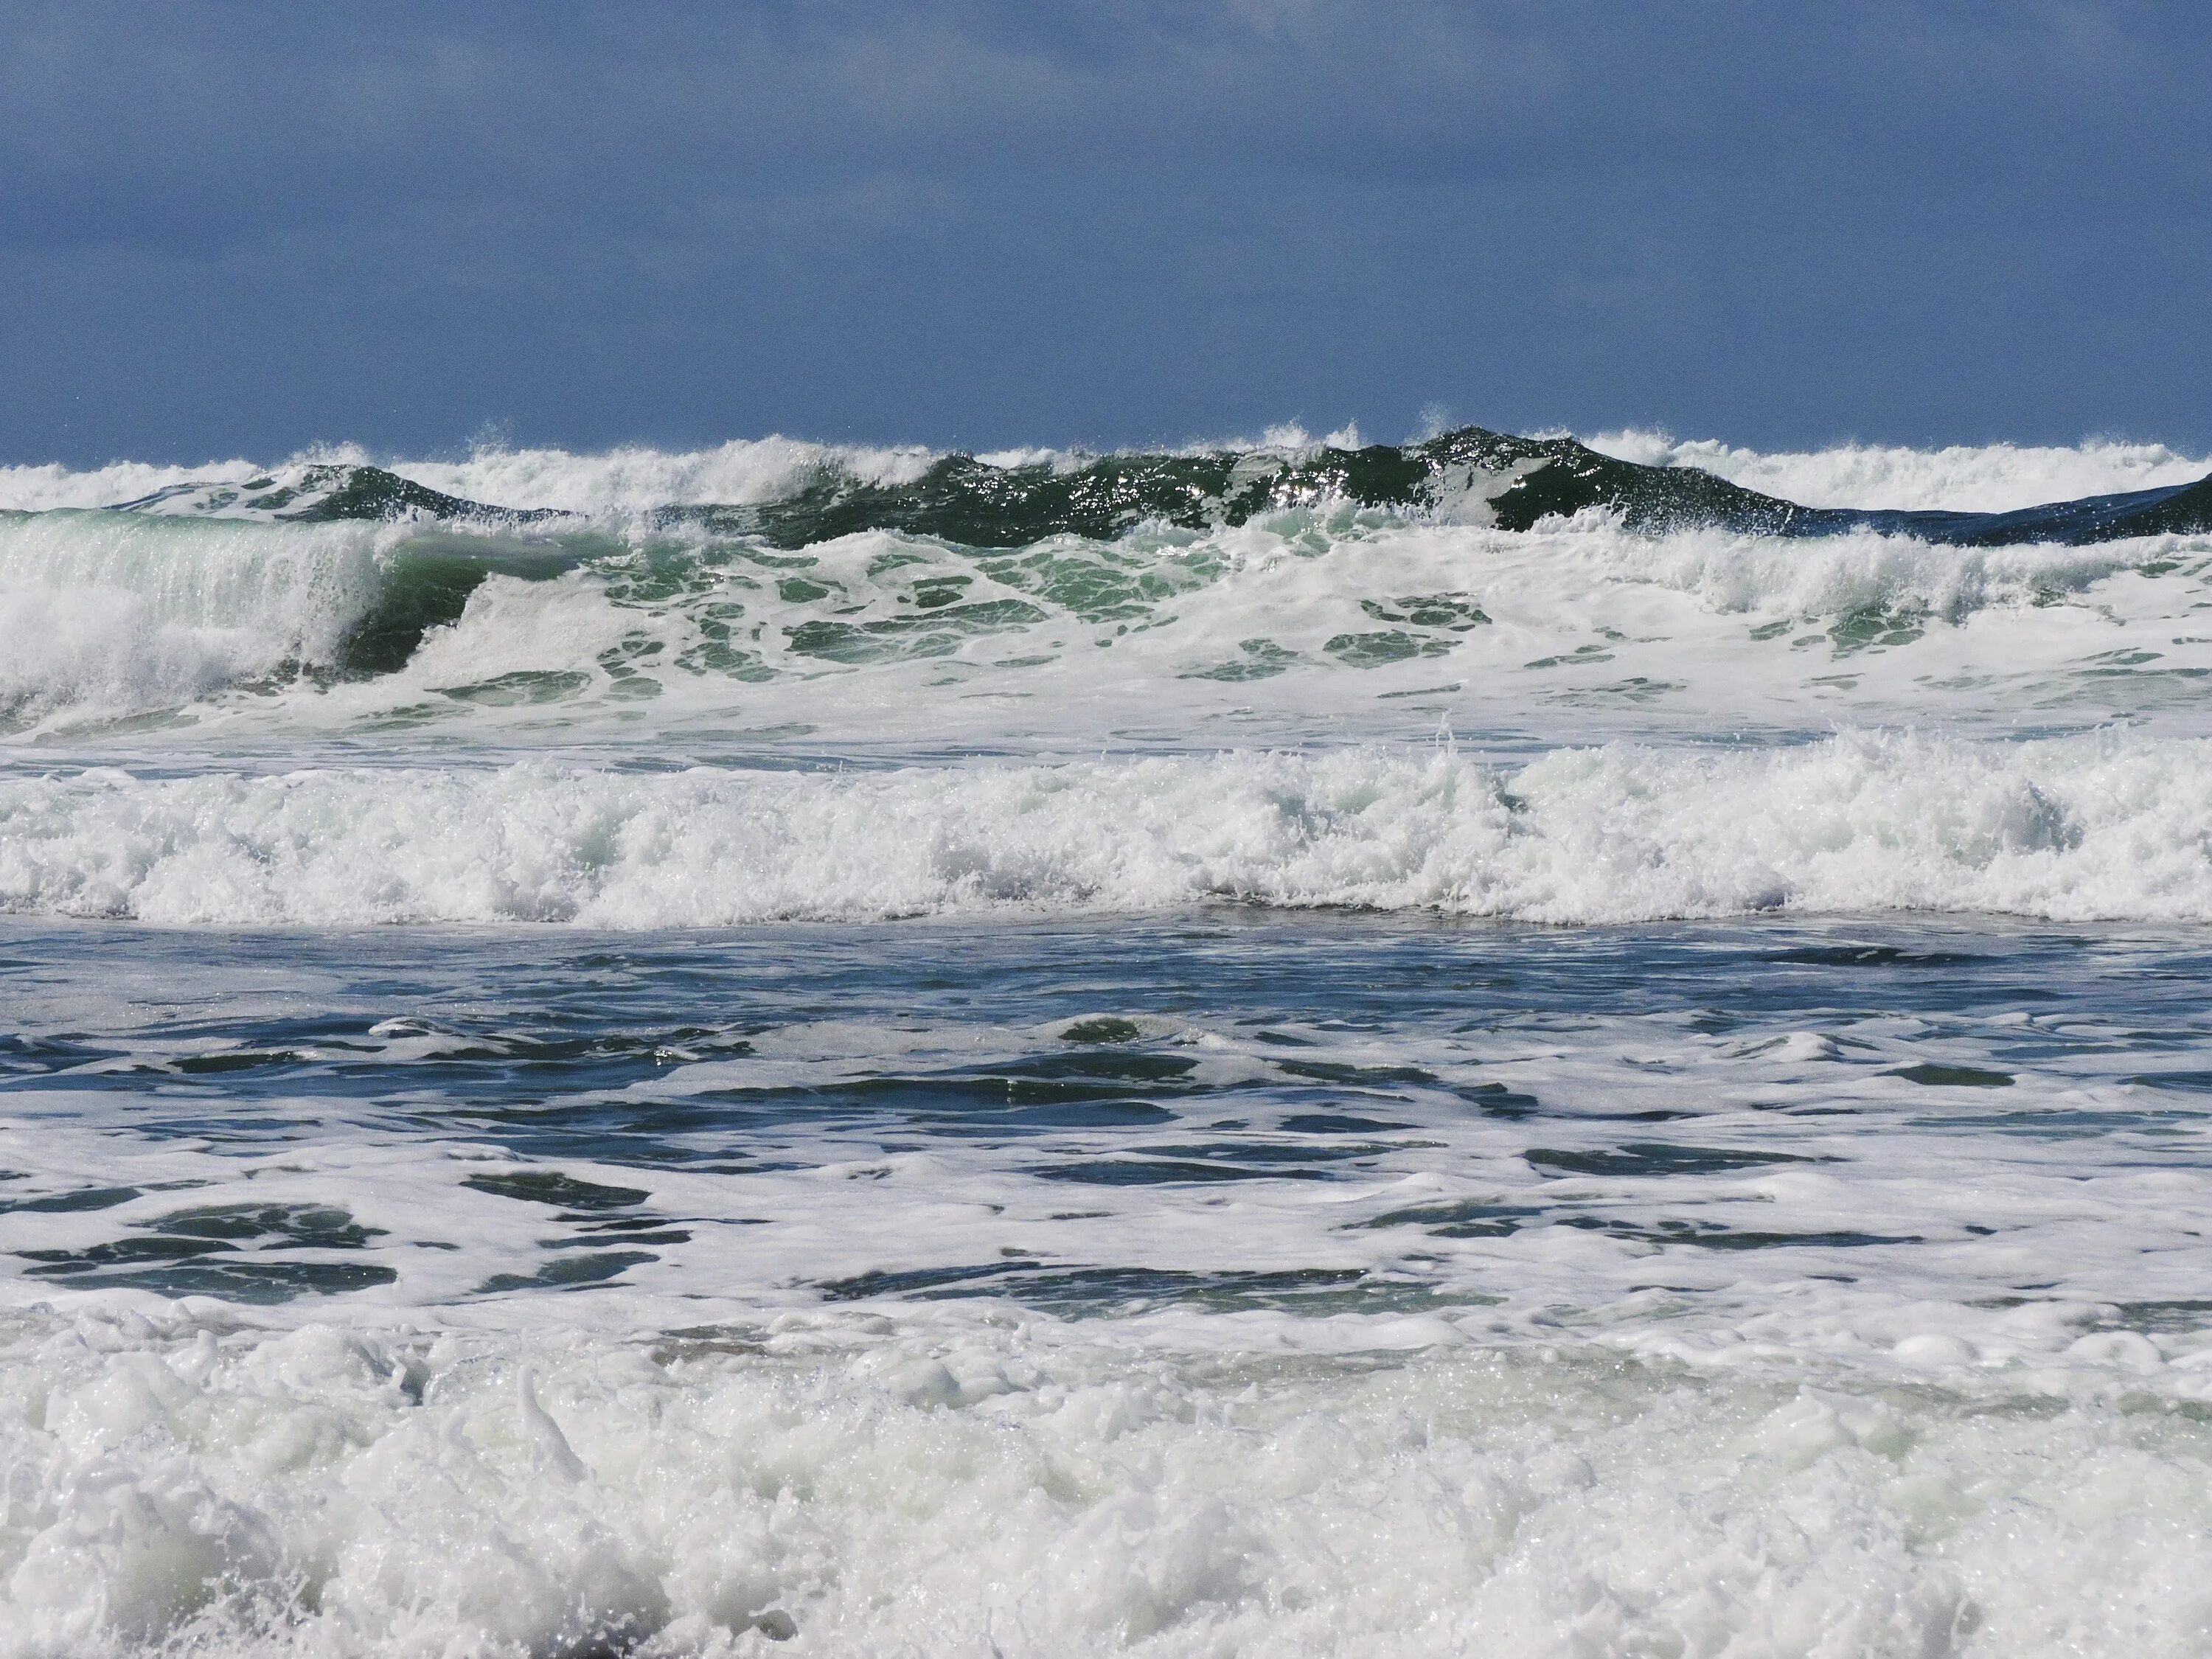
top-left (4, 733), bottom-right (2206, 925)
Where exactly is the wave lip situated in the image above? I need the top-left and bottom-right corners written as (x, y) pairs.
top-left (2, 733), bottom-right (2205, 927)
top-left (0, 511), bottom-right (407, 729)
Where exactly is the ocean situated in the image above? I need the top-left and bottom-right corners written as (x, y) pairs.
top-left (3, 425), bottom-right (2211, 1656)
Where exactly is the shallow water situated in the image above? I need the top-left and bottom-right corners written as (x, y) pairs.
top-left (8, 909), bottom-right (2212, 1330)
top-left (4, 913), bottom-right (2212, 1655)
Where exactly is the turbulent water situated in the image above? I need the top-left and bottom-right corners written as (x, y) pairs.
top-left (4, 425), bottom-right (2212, 1657)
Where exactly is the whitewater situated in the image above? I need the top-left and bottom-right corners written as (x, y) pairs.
top-left (3, 425), bottom-right (2211, 1658)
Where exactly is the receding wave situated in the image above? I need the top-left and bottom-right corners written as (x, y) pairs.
top-left (4, 733), bottom-right (2204, 925)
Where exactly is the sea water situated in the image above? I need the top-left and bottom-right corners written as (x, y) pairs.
top-left (2, 428), bottom-right (2211, 1656)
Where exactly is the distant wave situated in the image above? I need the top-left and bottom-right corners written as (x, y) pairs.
top-left (1587, 431), bottom-right (2212, 514)
top-left (7, 733), bottom-right (2208, 925)
top-left (9, 426), bottom-right (2211, 548)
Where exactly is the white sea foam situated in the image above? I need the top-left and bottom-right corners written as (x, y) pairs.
top-left (1587, 429), bottom-right (2212, 512)
top-left (4, 732), bottom-right (2209, 925)
top-left (1, 1298), bottom-right (2208, 1658)
top-left (7, 494), bottom-right (2208, 745)
top-left (0, 513), bottom-right (395, 728)
top-left (7, 428), bottom-right (2209, 743)
top-left (0, 439), bottom-right (939, 518)
top-left (392, 436), bottom-right (942, 515)
top-left (0, 457), bottom-right (269, 514)
top-left (0, 420), bottom-right (1357, 523)
top-left (10, 422), bottom-right (2212, 1659)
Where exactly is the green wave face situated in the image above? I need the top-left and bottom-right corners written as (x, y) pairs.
top-left (361, 521), bottom-right (1263, 688)
top-left (340, 535), bottom-right (598, 673)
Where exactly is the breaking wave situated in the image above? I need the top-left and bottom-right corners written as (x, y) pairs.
top-left (3, 485), bottom-right (2203, 738)
top-left (10, 425), bottom-right (2211, 545)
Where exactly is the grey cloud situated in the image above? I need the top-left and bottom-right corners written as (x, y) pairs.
top-left (1, 1), bottom-right (2205, 461)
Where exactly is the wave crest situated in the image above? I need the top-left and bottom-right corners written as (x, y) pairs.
top-left (14, 427), bottom-right (2210, 549)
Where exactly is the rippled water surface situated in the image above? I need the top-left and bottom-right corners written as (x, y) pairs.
top-left (8, 911), bottom-right (2212, 1328)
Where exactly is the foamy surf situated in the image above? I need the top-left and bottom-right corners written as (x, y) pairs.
top-left (5, 1301), bottom-right (2208, 1659)
top-left (2, 731), bottom-right (2208, 926)
top-left (5, 909), bottom-right (2211, 1659)
top-left (4, 488), bottom-right (2209, 745)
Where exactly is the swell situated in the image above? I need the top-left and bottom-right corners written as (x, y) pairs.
top-left (4, 734), bottom-right (2203, 926)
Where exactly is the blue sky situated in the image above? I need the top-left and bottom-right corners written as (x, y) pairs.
top-left (4, 1), bottom-right (2206, 463)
